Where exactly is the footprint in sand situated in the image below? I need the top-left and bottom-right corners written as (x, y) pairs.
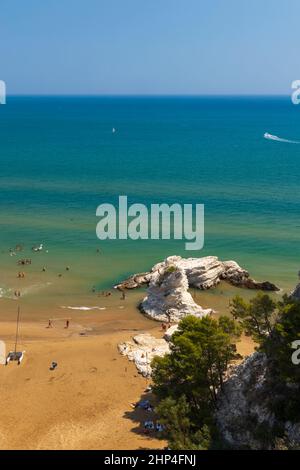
top-left (48, 373), bottom-right (68, 383)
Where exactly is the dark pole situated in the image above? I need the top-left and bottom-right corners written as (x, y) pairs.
top-left (14, 305), bottom-right (21, 354)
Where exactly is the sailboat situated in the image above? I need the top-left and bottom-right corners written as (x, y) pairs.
top-left (6, 306), bottom-right (25, 365)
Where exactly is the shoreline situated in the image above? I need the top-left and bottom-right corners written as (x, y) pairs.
top-left (0, 319), bottom-right (166, 450)
top-left (0, 256), bottom-right (265, 449)
top-left (0, 297), bottom-right (255, 450)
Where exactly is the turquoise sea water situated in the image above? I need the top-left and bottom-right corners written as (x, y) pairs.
top-left (0, 96), bottom-right (300, 308)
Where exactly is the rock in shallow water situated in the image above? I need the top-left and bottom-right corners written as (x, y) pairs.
top-left (140, 266), bottom-right (213, 322)
top-left (115, 256), bottom-right (278, 323)
top-left (115, 255), bottom-right (279, 292)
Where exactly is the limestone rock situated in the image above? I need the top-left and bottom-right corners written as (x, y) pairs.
top-left (115, 255), bottom-right (279, 292)
top-left (216, 352), bottom-right (273, 449)
top-left (290, 282), bottom-right (300, 301)
top-left (216, 352), bottom-right (300, 449)
top-left (115, 272), bottom-right (151, 290)
top-left (118, 333), bottom-right (170, 377)
top-left (140, 266), bottom-right (213, 322)
top-left (163, 324), bottom-right (179, 341)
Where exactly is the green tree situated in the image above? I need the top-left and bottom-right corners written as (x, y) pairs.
top-left (230, 293), bottom-right (277, 342)
top-left (152, 315), bottom-right (242, 449)
top-left (231, 292), bottom-right (300, 423)
top-left (271, 300), bottom-right (300, 381)
top-left (155, 396), bottom-right (212, 450)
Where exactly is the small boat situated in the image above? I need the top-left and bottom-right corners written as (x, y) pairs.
top-left (264, 132), bottom-right (272, 139)
top-left (6, 306), bottom-right (25, 366)
top-left (112, 127), bottom-right (116, 134)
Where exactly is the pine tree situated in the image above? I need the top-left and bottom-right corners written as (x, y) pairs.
top-left (152, 315), bottom-right (242, 449)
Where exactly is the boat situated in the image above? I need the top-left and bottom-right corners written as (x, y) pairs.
top-left (6, 306), bottom-right (25, 366)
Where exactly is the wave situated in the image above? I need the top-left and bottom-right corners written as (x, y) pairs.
top-left (0, 287), bottom-right (16, 299)
top-left (60, 306), bottom-right (107, 311)
top-left (264, 132), bottom-right (300, 144)
top-left (0, 282), bottom-right (52, 299)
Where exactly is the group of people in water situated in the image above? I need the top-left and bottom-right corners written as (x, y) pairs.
top-left (92, 287), bottom-right (112, 297)
top-left (15, 270), bottom-right (27, 297)
top-left (91, 287), bottom-right (126, 300)
top-left (18, 258), bottom-right (31, 266)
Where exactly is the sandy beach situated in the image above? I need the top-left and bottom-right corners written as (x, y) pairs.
top-left (0, 317), bottom-right (168, 450)
top-left (0, 249), bottom-right (258, 451)
top-left (0, 294), bottom-right (254, 450)
top-left (0, 242), bottom-right (257, 450)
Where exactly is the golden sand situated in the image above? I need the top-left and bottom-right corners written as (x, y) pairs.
top-left (0, 292), bottom-right (254, 450)
top-left (0, 320), bottom-right (168, 450)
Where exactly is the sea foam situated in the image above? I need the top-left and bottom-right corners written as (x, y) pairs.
top-left (60, 306), bottom-right (107, 311)
top-left (264, 132), bottom-right (299, 144)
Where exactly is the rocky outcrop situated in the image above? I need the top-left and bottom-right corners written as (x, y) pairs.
top-left (290, 282), bottom-right (300, 301)
top-left (115, 256), bottom-right (278, 323)
top-left (115, 255), bottom-right (279, 292)
top-left (163, 324), bottom-right (179, 341)
top-left (216, 352), bottom-right (272, 449)
top-left (216, 352), bottom-right (300, 449)
top-left (140, 266), bottom-right (213, 322)
top-left (115, 272), bottom-right (151, 290)
top-left (118, 333), bottom-right (170, 377)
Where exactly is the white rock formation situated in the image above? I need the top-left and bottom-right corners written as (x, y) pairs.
top-left (115, 255), bottom-right (279, 292)
top-left (216, 352), bottom-right (273, 449)
top-left (118, 333), bottom-right (170, 377)
top-left (140, 266), bottom-right (213, 322)
top-left (163, 324), bottom-right (179, 341)
top-left (116, 255), bottom-right (278, 323)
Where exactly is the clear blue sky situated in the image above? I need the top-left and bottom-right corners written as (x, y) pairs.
top-left (0, 0), bottom-right (299, 95)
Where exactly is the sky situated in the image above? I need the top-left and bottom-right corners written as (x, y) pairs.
top-left (0, 0), bottom-right (299, 95)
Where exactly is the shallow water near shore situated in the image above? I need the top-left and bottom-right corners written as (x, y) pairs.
top-left (0, 96), bottom-right (299, 319)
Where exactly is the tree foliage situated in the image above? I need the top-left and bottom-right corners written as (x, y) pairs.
top-left (230, 293), bottom-right (277, 342)
top-left (152, 292), bottom-right (300, 449)
top-left (261, 296), bottom-right (300, 421)
top-left (152, 315), bottom-right (242, 449)
top-left (231, 292), bottom-right (300, 422)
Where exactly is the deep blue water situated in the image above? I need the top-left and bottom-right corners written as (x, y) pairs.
top-left (0, 96), bottom-right (300, 290)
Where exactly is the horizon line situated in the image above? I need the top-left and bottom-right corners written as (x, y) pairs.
top-left (5, 93), bottom-right (291, 98)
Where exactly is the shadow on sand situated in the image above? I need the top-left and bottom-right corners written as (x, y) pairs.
top-left (123, 390), bottom-right (165, 450)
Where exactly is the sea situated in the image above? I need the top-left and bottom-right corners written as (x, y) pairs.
top-left (0, 96), bottom-right (300, 318)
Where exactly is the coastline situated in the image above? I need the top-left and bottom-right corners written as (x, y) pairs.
top-left (0, 289), bottom-right (255, 449)
top-left (0, 317), bottom-right (166, 450)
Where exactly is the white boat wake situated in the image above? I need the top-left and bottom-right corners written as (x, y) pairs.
top-left (264, 132), bottom-right (300, 144)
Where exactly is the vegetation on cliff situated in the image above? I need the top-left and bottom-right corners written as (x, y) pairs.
top-left (151, 315), bottom-right (242, 449)
top-left (152, 293), bottom-right (300, 449)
